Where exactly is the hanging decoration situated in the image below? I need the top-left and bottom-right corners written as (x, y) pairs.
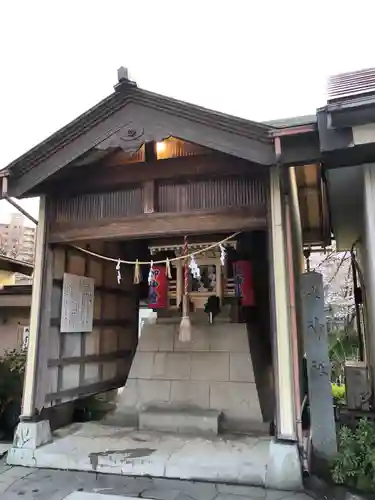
top-left (189, 254), bottom-right (200, 279)
top-left (219, 244), bottom-right (226, 267)
top-left (179, 235), bottom-right (192, 343)
top-left (116, 259), bottom-right (121, 285)
top-left (233, 260), bottom-right (255, 307)
top-left (148, 264), bottom-right (168, 309)
top-left (133, 259), bottom-right (141, 284)
top-left (73, 231), bottom-right (240, 268)
top-left (148, 260), bottom-right (154, 286)
top-left (165, 258), bottom-right (172, 279)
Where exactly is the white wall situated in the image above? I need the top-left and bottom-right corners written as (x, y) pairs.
top-left (326, 166), bottom-right (363, 251)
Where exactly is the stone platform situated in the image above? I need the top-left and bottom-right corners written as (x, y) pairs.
top-left (6, 421), bottom-right (303, 490)
top-left (110, 315), bottom-right (268, 433)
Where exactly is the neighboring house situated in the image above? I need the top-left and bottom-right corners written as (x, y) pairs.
top-left (318, 68), bottom-right (375, 385)
top-left (0, 255), bottom-right (33, 355)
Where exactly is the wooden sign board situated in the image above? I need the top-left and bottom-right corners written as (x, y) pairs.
top-left (61, 273), bottom-right (95, 333)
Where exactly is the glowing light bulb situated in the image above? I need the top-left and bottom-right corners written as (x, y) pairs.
top-left (156, 141), bottom-right (166, 154)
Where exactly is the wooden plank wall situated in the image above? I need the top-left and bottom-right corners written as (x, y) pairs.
top-left (50, 175), bottom-right (266, 225)
top-left (35, 241), bottom-right (138, 410)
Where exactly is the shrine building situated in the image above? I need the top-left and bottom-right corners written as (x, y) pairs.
top-left (1, 67), bottom-right (333, 489)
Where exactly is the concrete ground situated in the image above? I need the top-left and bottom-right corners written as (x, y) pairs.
top-left (0, 457), bottom-right (315, 500)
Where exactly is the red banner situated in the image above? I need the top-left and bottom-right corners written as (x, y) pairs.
top-left (148, 265), bottom-right (168, 309)
top-left (233, 260), bottom-right (255, 306)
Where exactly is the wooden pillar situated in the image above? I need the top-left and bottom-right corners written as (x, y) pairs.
top-left (268, 166), bottom-right (296, 441)
top-left (363, 164), bottom-right (375, 389)
top-left (21, 196), bottom-right (47, 419)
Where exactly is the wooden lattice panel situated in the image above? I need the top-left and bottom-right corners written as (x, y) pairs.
top-left (41, 240), bottom-right (139, 408)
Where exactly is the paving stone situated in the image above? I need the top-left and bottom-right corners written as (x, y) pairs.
top-left (141, 488), bottom-right (181, 500)
top-left (0, 463), bottom-right (12, 475)
top-left (289, 495), bottom-right (313, 500)
top-left (217, 484), bottom-right (267, 498)
top-left (4, 472), bottom-right (74, 499)
top-left (216, 494), bottom-right (256, 500)
top-left (115, 476), bottom-right (156, 496)
top-left (63, 494), bottom-right (139, 500)
top-left (265, 491), bottom-right (303, 500)
top-left (152, 477), bottom-right (217, 500)
top-left (0, 466), bottom-right (36, 493)
top-left (0, 466), bottom-right (325, 500)
top-left (176, 494), bottom-right (197, 500)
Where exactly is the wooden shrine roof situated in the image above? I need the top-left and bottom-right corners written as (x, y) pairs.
top-left (4, 79), bottom-right (273, 182)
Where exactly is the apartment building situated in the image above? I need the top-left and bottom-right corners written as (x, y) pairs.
top-left (0, 213), bottom-right (36, 282)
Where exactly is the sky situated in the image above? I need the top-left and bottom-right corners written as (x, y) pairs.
top-left (1, 0), bottom-right (375, 224)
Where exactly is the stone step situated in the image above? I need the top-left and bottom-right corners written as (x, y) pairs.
top-left (152, 308), bottom-right (232, 325)
top-left (139, 406), bottom-right (221, 435)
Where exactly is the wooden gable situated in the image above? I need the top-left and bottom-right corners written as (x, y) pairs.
top-left (4, 79), bottom-right (274, 198)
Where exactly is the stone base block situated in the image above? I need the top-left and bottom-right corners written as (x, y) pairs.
top-left (12, 420), bottom-right (52, 450)
top-left (7, 420), bottom-right (52, 466)
top-left (265, 440), bottom-right (303, 490)
top-left (139, 406), bottom-right (221, 435)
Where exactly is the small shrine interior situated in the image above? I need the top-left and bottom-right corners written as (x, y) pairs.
top-left (140, 230), bottom-right (269, 326)
top-left (110, 229), bottom-right (274, 432)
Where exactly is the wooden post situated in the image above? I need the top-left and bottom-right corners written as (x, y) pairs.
top-left (21, 196), bottom-right (47, 419)
top-left (362, 164), bottom-right (375, 389)
top-left (268, 166), bottom-right (296, 441)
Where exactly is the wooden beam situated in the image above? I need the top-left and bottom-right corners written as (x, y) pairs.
top-left (50, 318), bottom-right (135, 328)
top-left (34, 154), bottom-right (265, 197)
top-left (45, 375), bottom-right (129, 402)
top-left (269, 123), bottom-right (316, 138)
top-left (151, 233), bottom-right (238, 247)
top-left (52, 278), bottom-right (131, 296)
top-left (0, 295), bottom-right (32, 308)
top-left (48, 207), bottom-right (267, 243)
top-left (48, 349), bottom-right (132, 367)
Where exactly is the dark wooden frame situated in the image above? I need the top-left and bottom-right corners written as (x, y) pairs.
top-left (48, 207), bottom-right (267, 243)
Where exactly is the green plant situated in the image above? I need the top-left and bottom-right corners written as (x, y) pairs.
top-left (329, 332), bottom-right (359, 383)
top-left (332, 418), bottom-right (375, 492)
top-left (0, 348), bottom-right (27, 436)
top-left (332, 383), bottom-right (346, 404)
